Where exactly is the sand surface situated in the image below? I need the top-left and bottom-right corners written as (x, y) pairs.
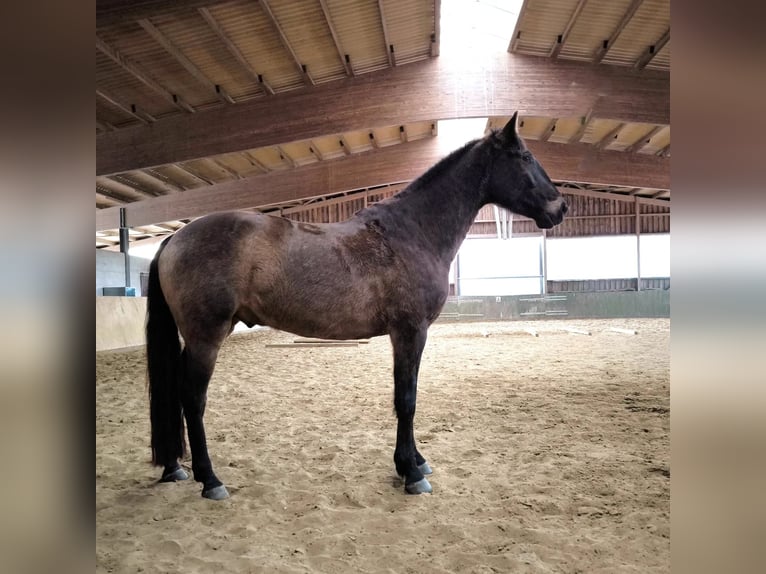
top-left (96, 318), bottom-right (669, 573)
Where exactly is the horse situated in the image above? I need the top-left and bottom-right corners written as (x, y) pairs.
top-left (145, 112), bottom-right (568, 500)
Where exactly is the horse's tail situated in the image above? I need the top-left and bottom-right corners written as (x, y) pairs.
top-left (146, 236), bottom-right (186, 466)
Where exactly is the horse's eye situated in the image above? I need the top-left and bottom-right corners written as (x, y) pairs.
top-left (521, 152), bottom-right (533, 163)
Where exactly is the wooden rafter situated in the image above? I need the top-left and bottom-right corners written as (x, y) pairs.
top-left (550, 0), bottom-right (588, 58)
top-left (259, 0), bottom-right (315, 86)
top-left (539, 118), bottom-right (558, 142)
top-left (276, 146), bottom-right (297, 168)
top-left (138, 18), bottom-right (234, 104)
top-left (624, 125), bottom-right (665, 153)
top-left (339, 135), bottom-right (352, 156)
top-left (208, 157), bottom-right (243, 180)
top-left (377, 0), bottom-right (396, 66)
top-left (97, 138), bottom-right (670, 230)
top-left (96, 120), bottom-right (115, 132)
top-left (593, 0), bottom-right (645, 64)
top-left (508, 0), bottom-right (530, 52)
top-left (96, 35), bottom-right (195, 113)
top-left (96, 191), bottom-right (124, 207)
top-left (145, 168), bottom-right (187, 191)
top-left (595, 122), bottom-right (626, 150)
top-left (176, 163), bottom-right (214, 185)
top-left (96, 89), bottom-right (153, 124)
top-left (197, 7), bottom-right (274, 96)
top-left (636, 28), bottom-right (670, 70)
top-left (569, 109), bottom-right (593, 143)
top-left (97, 176), bottom-right (153, 202)
top-left (97, 0), bottom-right (224, 27)
top-left (308, 142), bottom-right (324, 161)
top-left (131, 170), bottom-right (180, 194)
top-left (241, 151), bottom-right (270, 173)
top-left (318, 0), bottom-right (353, 76)
top-left (107, 173), bottom-right (162, 198)
top-left (431, 0), bottom-right (441, 57)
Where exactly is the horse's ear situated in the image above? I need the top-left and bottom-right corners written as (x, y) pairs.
top-left (498, 112), bottom-right (521, 148)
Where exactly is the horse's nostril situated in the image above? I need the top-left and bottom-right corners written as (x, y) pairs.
top-left (561, 202), bottom-right (569, 215)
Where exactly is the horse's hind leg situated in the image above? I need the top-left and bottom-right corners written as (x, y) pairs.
top-left (181, 331), bottom-right (229, 500)
top-left (391, 324), bottom-right (432, 494)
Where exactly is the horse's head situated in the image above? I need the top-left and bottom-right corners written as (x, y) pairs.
top-left (483, 112), bottom-right (567, 229)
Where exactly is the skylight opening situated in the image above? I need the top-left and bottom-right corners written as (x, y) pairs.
top-left (436, 0), bottom-right (525, 146)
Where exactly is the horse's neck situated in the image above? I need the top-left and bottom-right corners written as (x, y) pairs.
top-left (378, 146), bottom-right (486, 263)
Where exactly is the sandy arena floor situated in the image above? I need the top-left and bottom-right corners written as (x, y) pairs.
top-left (96, 318), bottom-right (669, 573)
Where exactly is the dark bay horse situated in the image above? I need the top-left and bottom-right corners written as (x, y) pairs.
top-left (146, 113), bottom-right (567, 499)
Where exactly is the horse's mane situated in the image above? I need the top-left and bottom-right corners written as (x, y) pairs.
top-left (404, 138), bottom-right (482, 193)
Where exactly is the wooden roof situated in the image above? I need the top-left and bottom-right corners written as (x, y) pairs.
top-left (96, 0), bottom-right (669, 248)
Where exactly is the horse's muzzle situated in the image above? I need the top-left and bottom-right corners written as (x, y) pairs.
top-left (537, 198), bottom-right (568, 228)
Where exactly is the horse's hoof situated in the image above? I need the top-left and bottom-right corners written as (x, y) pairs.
top-left (405, 478), bottom-right (432, 495)
top-left (160, 468), bottom-right (189, 482)
top-left (418, 461), bottom-right (433, 475)
top-left (202, 485), bottom-right (229, 500)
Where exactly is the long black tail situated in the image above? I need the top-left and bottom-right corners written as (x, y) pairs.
top-left (146, 236), bottom-right (185, 466)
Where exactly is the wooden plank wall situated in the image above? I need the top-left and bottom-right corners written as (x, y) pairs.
top-left (280, 189), bottom-right (670, 237)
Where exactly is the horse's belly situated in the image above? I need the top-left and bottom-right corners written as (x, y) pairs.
top-left (240, 290), bottom-right (386, 340)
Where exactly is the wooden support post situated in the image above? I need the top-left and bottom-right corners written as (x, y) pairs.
top-left (635, 196), bottom-right (642, 291)
top-left (541, 229), bottom-right (548, 295)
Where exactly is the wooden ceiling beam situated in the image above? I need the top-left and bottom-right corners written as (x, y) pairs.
top-left (138, 18), bottom-right (234, 104)
top-left (96, 35), bottom-right (195, 113)
top-left (97, 53), bottom-right (669, 175)
top-left (259, 0), bottom-right (315, 86)
top-left (593, 0), bottom-right (644, 64)
top-left (636, 28), bottom-right (670, 70)
top-left (550, 0), bottom-right (588, 58)
top-left (97, 137), bottom-right (669, 230)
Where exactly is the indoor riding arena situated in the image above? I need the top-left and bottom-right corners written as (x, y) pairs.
top-left (96, 1), bottom-right (670, 572)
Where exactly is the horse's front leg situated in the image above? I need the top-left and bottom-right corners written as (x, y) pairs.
top-left (391, 324), bottom-right (432, 494)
